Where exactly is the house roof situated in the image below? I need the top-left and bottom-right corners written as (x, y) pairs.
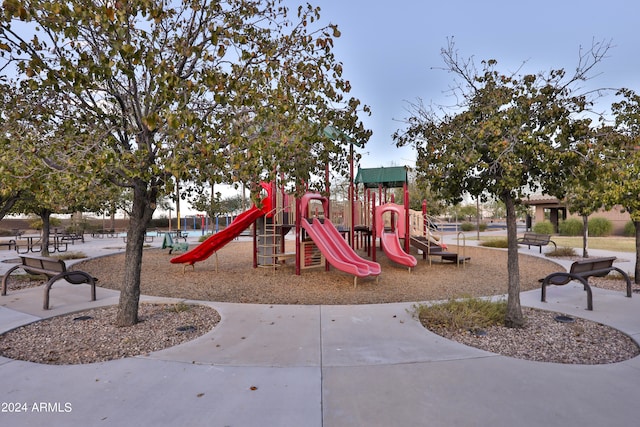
top-left (523, 194), bottom-right (563, 206)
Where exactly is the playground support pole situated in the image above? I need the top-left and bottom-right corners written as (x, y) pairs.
top-left (371, 194), bottom-right (377, 262)
top-left (422, 199), bottom-right (428, 260)
top-left (422, 200), bottom-right (427, 237)
top-left (349, 142), bottom-right (355, 248)
top-left (404, 181), bottom-right (410, 253)
top-left (253, 215), bottom-right (258, 268)
top-left (295, 196), bottom-right (301, 276)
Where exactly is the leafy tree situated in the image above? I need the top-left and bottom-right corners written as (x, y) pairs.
top-left (561, 126), bottom-right (614, 258)
top-left (394, 40), bottom-right (609, 327)
top-left (602, 88), bottom-right (640, 283)
top-left (1, 0), bottom-right (370, 325)
top-left (0, 82), bottom-right (33, 221)
top-left (459, 204), bottom-right (478, 222)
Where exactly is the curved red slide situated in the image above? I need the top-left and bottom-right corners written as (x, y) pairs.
top-left (375, 203), bottom-right (417, 268)
top-left (380, 232), bottom-right (417, 268)
top-left (171, 184), bottom-right (273, 266)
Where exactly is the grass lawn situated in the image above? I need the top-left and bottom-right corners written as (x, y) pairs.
top-left (477, 235), bottom-right (636, 253)
top-left (551, 236), bottom-right (636, 252)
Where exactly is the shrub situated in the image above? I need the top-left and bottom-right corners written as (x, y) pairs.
top-left (532, 221), bottom-right (554, 234)
top-left (460, 222), bottom-right (474, 231)
top-left (558, 218), bottom-right (583, 236)
top-left (624, 221), bottom-right (636, 237)
top-left (588, 217), bottom-right (613, 237)
top-left (479, 238), bottom-right (508, 248)
top-left (199, 234), bottom-right (213, 242)
top-left (478, 222), bottom-right (488, 232)
top-left (546, 247), bottom-right (577, 257)
top-left (416, 298), bottom-right (507, 332)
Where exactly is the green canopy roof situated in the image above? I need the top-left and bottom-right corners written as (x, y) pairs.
top-left (355, 166), bottom-right (408, 188)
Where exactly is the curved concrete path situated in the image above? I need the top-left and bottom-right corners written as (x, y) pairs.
top-left (1, 232), bottom-right (640, 426)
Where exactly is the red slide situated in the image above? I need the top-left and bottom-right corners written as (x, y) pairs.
top-left (302, 218), bottom-right (381, 278)
top-left (375, 203), bottom-right (417, 268)
top-left (171, 183), bottom-right (273, 266)
top-left (380, 232), bottom-right (417, 268)
top-left (170, 207), bottom-right (263, 265)
top-left (299, 192), bottom-right (380, 280)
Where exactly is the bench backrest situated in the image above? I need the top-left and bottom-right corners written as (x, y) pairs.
top-left (569, 257), bottom-right (616, 276)
top-left (21, 256), bottom-right (66, 276)
top-left (523, 232), bottom-right (550, 243)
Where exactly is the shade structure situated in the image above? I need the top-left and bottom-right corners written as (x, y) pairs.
top-left (355, 166), bottom-right (409, 189)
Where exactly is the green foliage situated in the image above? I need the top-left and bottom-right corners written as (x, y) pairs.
top-left (479, 238), bottom-right (508, 248)
top-left (546, 247), bottom-right (577, 257)
top-left (588, 217), bottom-right (613, 237)
top-left (460, 222), bottom-right (474, 231)
top-left (624, 220), bottom-right (636, 237)
top-left (406, 172), bottom-right (446, 214)
top-left (558, 218), bottom-right (583, 236)
top-left (460, 222), bottom-right (487, 231)
top-left (532, 221), bottom-right (554, 234)
top-left (29, 217), bottom-right (61, 230)
top-left (416, 298), bottom-right (507, 331)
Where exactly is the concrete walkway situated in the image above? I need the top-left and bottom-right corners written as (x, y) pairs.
top-left (1, 232), bottom-right (640, 426)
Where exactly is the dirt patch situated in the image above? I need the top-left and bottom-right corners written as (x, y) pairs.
top-left (73, 242), bottom-right (560, 304)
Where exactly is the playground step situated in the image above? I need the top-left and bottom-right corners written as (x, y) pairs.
top-left (409, 236), bottom-right (470, 264)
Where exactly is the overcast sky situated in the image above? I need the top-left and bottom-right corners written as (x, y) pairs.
top-left (307, 0), bottom-right (639, 169)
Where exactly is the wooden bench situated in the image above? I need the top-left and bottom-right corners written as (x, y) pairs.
top-left (1, 255), bottom-right (97, 310)
top-left (540, 256), bottom-right (631, 310)
top-left (517, 232), bottom-right (557, 253)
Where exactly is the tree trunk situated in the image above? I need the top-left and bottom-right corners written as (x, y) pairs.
top-left (116, 181), bottom-right (156, 327)
top-left (40, 210), bottom-right (52, 257)
top-left (582, 215), bottom-right (589, 258)
top-left (504, 193), bottom-right (524, 328)
top-left (0, 192), bottom-right (20, 221)
top-left (635, 221), bottom-right (640, 285)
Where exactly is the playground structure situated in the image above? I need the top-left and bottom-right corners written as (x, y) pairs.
top-left (169, 166), bottom-right (469, 282)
